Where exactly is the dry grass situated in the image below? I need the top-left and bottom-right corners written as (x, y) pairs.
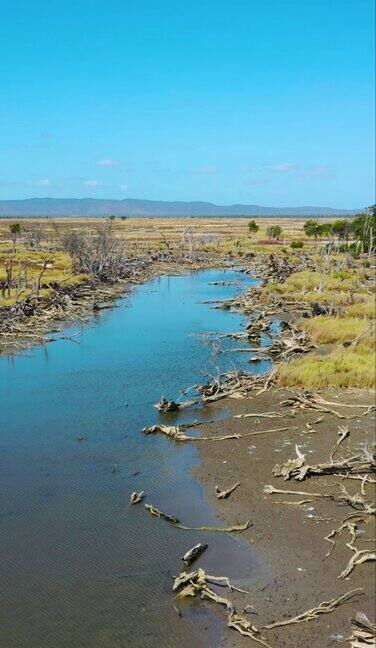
top-left (0, 245), bottom-right (87, 307)
top-left (278, 340), bottom-right (376, 389)
top-left (298, 315), bottom-right (372, 344)
top-left (0, 216), bottom-right (335, 253)
top-left (345, 296), bottom-right (376, 319)
top-left (266, 266), bottom-right (375, 388)
top-left (266, 269), bottom-right (362, 295)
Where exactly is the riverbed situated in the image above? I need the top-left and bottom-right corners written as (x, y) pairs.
top-left (0, 269), bottom-right (271, 648)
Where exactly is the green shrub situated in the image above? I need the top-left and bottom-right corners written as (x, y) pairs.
top-left (290, 240), bottom-right (304, 249)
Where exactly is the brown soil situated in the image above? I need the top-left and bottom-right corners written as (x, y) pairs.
top-left (193, 388), bottom-right (375, 647)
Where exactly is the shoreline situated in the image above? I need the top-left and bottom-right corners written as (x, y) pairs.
top-left (0, 255), bottom-right (233, 355)
top-left (1, 250), bottom-right (374, 646)
top-left (175, 270), bottom-right (375, 647)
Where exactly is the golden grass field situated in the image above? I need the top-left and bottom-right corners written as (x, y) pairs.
top-left (0, 216), bottom-right (327, 250)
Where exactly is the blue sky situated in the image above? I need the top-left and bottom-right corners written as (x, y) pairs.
top-left (0, 0), bottom-right (374, 207)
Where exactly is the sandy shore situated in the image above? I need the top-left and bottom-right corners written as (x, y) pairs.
top-left (193, 388), bottom-right (375, 647)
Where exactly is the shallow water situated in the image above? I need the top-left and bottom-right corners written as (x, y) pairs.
top-left (0, 269), bottom-right (271, 648)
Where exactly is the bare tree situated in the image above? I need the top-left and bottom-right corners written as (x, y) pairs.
top-left (23, 223), bottom-right (44, 250)
top-left (61, 223), bottom-right (131, 282)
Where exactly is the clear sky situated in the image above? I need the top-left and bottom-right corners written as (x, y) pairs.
top-left (0, 0), bottom-right (374, 207)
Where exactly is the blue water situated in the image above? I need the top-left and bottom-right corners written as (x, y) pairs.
top-left (0, 269), bottom-right (271, 648)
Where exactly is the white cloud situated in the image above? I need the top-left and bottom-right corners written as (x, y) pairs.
top-left (270, 163), bottom-right (300, 173)
top-left (306, 164), bottom-right (331, 178)
top-left (97, 158), bottom-right (118, 167)
top-left (84, 179), bottom-right (101, 187)
top-left (36, 177), bottom-right (53, 186)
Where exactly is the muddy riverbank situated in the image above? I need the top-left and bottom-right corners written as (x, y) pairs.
top-left (193, 388), bottom-right (375, 647)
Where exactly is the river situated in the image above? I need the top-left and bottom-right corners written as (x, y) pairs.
top-left (0, 268), bottom-right (271, 648)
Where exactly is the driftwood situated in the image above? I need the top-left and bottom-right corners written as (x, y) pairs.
top-left (144, 504), bottom-right (180, 524)
top-left (144, 502), bottom-right (252, 533)
top-left (339, 547), bottom-right (376, 580)
top-left (268, 323), bottom-right (315, 358)
top-left (263, 588), bottom-right (362, 629)
top-left (215, 482), bottom-right (241, 499)
top-left (245, 425), bottom-right (298, 437)
top-left (181, 543), bottom-right (208, 566)
top-left (272, 444), bottom-right (376, 482)
top-left (264, 484), bottom-right (375, 514)
top-left (228, 612), bottom-right (272, 648)
top-left (176, 519), bottom-right (252, 533)
top-left (154, 397), bottom-right (197, 412)
top-left (324, 517), bottom-right (363, 558)
top-left (142, 424), bottom-right (241, 443)
top-left (330, 425), bottom-right (350, 461)
top-left (280, 392), bottom-right (374, 420)
top-left (173, 568), bottom-right (248, 595)
top-left (264, 484), bottom-right (334, 500)
top-left (346, 612), bottom-right (376, 647)
top-left (173, 569), bottom-right (270, 648)
top-left (154, 370), bottom-right (277, 415)
top-left (234, 411), bottom-right (285, 420)
top-left (130, 491), bottom-right (145, 504)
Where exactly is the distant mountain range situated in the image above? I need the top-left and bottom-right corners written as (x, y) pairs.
top-left (0, 198), bottom-right (360, 218)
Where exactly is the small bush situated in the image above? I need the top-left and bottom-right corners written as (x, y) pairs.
top-left (290, 240), bottom-right (304, 249)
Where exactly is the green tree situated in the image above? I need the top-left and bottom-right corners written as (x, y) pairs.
top-left (319, 222), bottom-right (333, 237)
top-left (351, 206), bottom-right (376, 252)
top-left (303, 219), bottom-right (321, 239)
top-left (267, 224), bottom-right (282, 240)
top-left (9, 223), bottom-right (22, 252)
top-left (331, 219), bottom-right (352, 241)
top-left (109, 214), bottom-right (116, 221)
top-left (247, 220), bottom-right (259, 235)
